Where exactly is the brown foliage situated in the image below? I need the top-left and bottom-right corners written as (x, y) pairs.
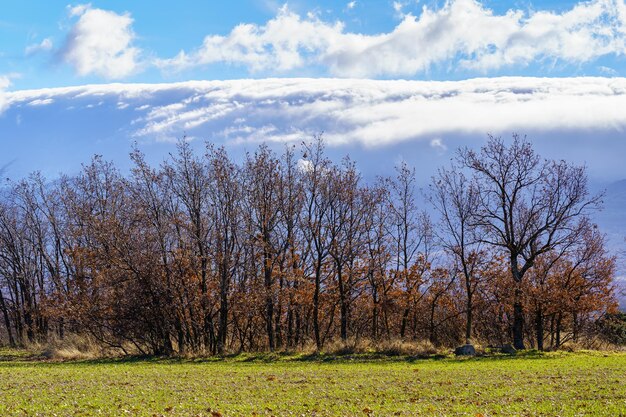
top-left (0, 135), bottom-right (617, 354)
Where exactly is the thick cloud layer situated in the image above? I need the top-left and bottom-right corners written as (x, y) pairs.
top-left (0, 75), bottom-right (10, 113)
top-left (4, 77), bottom-right (626, 147)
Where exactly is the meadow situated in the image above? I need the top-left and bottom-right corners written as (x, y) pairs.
top-left (0, 349), bottom-right (625, 416)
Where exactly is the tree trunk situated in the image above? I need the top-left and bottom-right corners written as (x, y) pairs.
top-left (337, 266), bottom-right (348, 341)
top-left (400, 307), bottom-right (410, 339)
top-left (286, 304), bottom-right (293, 348)
top-left (549, 314), bottom-right (554, 350)
top-left (535, 308), bottom-right (544, 351)
top-left (295, 306), bottom-right (302, 348)
top-left (265, 257), bottom-right (275, 351)
top-left (572, 311), bottom-right (579, 343)
top-left (340, 300), bottom-right (348, 341)
top-left (0, 289), bottom-right (15, 347)
top-left (465, 292), bottom-right (473, 344)
top-left (313, 262), bottom-right (322, 350)
top-left (58, 317), bottom-right (64, 341)
top-left (217, 263), bottom-right (229, 355)
top-left (429, 301), bottom-right (437, 345)
top-left (274, 302), bottom-right (282, 350)
top-left (371, 290), bottom-right (378, 341)
top-left (555, 313), bottom-right (562, 349)
top-left (512, 287), bottom-right (525, 350)
top-left (200, 255), bottom-right (213, 352)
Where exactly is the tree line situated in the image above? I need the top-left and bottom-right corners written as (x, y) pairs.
top-left (0, 134), bottom-right (618, 354)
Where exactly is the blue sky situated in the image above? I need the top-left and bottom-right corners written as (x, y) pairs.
top-left (1, 0), bottom-right (626, 183)
top-left (1, 0), bottom-right (626, 89)
top-left (1, 0), bottom-right (625, 181)
top-left (0, 0), bottom-right (626, 181)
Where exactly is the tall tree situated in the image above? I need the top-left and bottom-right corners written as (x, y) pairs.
top-left (458, 134), bottom-right (601, 349)
top-left (387, 162), bottom-right (431, 339)
top-left (207, 146), bottom-right (241, 354)
top-left (327, 158), bottom-right (368, 341)
top-left (300, 136), bottom-right (334, 350)
top-left (430, 164), bottom-right (485, 344)
top-left (242, 145), bottom-right (283, 350)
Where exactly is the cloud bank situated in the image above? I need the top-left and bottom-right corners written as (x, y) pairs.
top-left (159, 0), bottom-right (626, 77)
top-left (0, 74), bottom-right (14, 113)
top-left (4, 77), bottom-right (626, 147)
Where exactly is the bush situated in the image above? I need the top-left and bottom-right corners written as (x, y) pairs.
top-left (37, 334), bottom-right (108, 360)
top-left (596, 313), bottom-right (626, 345)
top-left (323, 338), bottom-right (441, 357)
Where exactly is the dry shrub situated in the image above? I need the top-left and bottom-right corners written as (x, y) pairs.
top-left (375, 339), bottom-right (439, 356)
top-left (559, 337), bottom-right (626, 352)
top-left (323, 338), bottom-right (361, 355)
top-left (37, 334), bottom-right (108, 360)
top-left (298, 340), bottom-right (319, 355)
top-left (323, 338), bottom-right (441, 357)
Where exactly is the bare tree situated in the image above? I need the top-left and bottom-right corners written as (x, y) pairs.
top-left (363, 183), bottom-right (392, 339)
top-left (242, 145), bottom-right (283, 350)
top-left (430, 165), bottom-right (485, 345)
top-left (459, 134), bottom-right (601, 349)
top-left (300, 136), bottom-right (334, 350)
top-left (327, 157), bottom-right (369, 341)
top-left (207, 146), bottom-right (241, 354)
top-left (276, 145), bottom-right (304, 348)
top-left (0, 135), bottom-right (616, 354)
top-left (387, 162), bottom-right (431, 339)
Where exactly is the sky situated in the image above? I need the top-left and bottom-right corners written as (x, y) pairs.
top-left (0, 0), bottom-right (625, 176)
top-left (0, 0), bottom-right (625, 299)
top-left (1, 0), bottom-right (626, 90)
top-left (0, 0), bottom-right (625, 179)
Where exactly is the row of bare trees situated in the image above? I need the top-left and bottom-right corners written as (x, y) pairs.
top-left (0, 135), bottom-right (618, 354)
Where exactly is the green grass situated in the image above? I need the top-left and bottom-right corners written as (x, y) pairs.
top-left (1, 349), bottom-right (625, 416)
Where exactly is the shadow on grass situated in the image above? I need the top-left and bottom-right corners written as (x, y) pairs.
top-left (0, 346), bottom-right (607, 367)
top-left (63, 351), bottom-right (531, 366)
top-left (0, 348), bottom-right (46, 362)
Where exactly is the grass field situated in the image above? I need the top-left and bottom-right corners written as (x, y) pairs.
top-left (0, 349), bottom-right (625, 416)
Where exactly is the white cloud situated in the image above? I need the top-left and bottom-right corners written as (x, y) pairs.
top-left (61, 4), bottom-right (140, 79)
top-left (68, 3), bottom-right (91, 17)
top-left (159, 0), bottom-right (626, 77)
top-left (25, 38), bottom-right (53, 56)
top-left (157, 5), bottom-right (345, 73)
top-left (430, 138), bottom-right (447, 153)
top-left (27, 98), bottom-right (54, 106)
top-left (599, 66), bottom-right (618, 75)
top-left (0, 75), bottom-right (10, 90)
top-left (0, 74), bottom-right (16, 113)
top-left (5, 77), bottom-right (626, 147)
top-left (297, 158), bottom-right (314, 173)
top-left (347, 1), bottom-right (357, 10)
